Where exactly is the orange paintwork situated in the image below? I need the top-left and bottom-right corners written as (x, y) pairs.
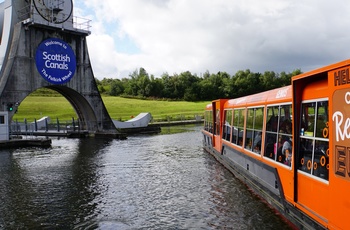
top-left (292, 60), bottom-right (350, 229)
top-left (212, 99), bottom-right (228, 153)
top-left (203, 59), bottom-right (350, 229)
top-left (224, 85), bottom-right (296, 207)
top-left (225, 86), bottom-right (292, 108)
top-left (327, 64), bottom-right (350, 230)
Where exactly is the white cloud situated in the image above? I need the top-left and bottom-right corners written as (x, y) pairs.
top-left (74, 0), bottom-right (350, 79)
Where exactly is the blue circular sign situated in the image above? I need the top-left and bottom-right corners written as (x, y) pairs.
top-left (35, 38), bottom-right (76, 84)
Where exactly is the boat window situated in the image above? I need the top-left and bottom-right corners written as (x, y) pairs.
top-left (264, 104), bottom-right (293, 166)
top-left (245, 107), bottom-right (264, 154)
top-left (204, 111), bottom-right (208, 131)
top-left (298, 100), bottom-right (329, 180)
top-left (204, 110), bottom-right (213, 133)
top-left (223, 110), bottom-right (233, 141)
top-left (215, 109), bottom-right (220, 135)
top-left (232, 109), bottom-right (245, 146)
top-left (266, 106), bottom-right (279, 132)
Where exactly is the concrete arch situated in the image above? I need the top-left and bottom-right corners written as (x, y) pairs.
top-left (0, 0), bottom-right (117, 134)
top-left (46, 85), bottom-right (98, 130)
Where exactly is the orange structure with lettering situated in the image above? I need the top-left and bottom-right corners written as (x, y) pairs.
top-left (202, 59), bottom-right (350, 229)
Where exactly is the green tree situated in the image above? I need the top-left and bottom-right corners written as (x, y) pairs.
top-left (95, 67), bottom-right (304, 101)
top-left (260, 71), bottom-right (279, 91)
top-left (146, 75), bottom-right (164, 98)
top-left (214, 71), bottom-right (230, 98)
top-left (137, 68), bottom-right (151, 97)
top-left (177, 71), bottom-right (200, 100)
top-left (162, 73), bottom-right (176, 99)
top-left (232, 70), bottom-right (261, 97)
top-left (198, 78), bottom-right (215, 100)
top-left (109, 79), bottom-right (124, 96)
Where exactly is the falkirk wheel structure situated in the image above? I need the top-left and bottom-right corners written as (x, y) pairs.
top-left (0, 0), bottom-right (117, 134)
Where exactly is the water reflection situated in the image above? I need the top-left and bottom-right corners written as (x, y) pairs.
top-left (0, 126), bottom-right (292, 229)
top-left (0, 139), bottom-right (112, 229)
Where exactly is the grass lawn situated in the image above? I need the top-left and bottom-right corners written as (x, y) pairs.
top-left (12, 96), bottom-right (210, 123)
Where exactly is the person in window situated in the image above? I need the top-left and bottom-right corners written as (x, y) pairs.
top-left (267, 115), bottom-right (278, 131)
top-left (282, 135), bottom-right (292, 166)
top-left (280, 119), bottom-right (292, 134)
top-left (275, 130), bottom-right (291, 163)
top-left (253, 132), bottom-right (262, 153)
top-left (274, 131), bottom-right (284, 159)
top-left (246, 138), bottom-right (252, 150)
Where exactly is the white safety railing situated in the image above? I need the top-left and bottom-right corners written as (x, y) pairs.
top-left (17, 4), bottom-right (91, 34)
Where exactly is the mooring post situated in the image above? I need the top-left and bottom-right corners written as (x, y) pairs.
top-left (57, 118), bottom-right (60, 132)
top-left (45, 118), bottom-right (48, 132)
top-left (34, 118), bottom-right (37, 131)
top-left (72, 117), bottom-right (75, 132)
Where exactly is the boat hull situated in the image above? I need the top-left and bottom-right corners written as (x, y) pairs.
top-left (202, 131), bottom-right (326, 230)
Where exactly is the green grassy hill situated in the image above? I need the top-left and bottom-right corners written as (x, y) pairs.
top-left (12, 96), bottom-right (210, 123)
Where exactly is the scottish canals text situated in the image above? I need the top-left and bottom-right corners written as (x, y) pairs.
top-left (42, 52), bottom-right (70, 70)
top-left (36, 38), bottom-right (76, 84)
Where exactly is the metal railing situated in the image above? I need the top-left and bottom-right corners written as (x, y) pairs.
top-left (9, 117), bottom-right (85, 136)
top-left (72, 15), bottom-right (91, 32)
top-left (17, 4), bottom-right (91, 34)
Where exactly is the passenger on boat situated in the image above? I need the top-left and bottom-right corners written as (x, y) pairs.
top-left (253, 132), bottom-right (262, 153)
top-left (282, 137), bottom-right (292, 166)
top-left (280, 119), bottom-right (292, 134)
top-left (267, 115), bottom-right (278, 132)
top-left (274, 132), bottom-right (284, 157)
top-left (274, 130), bottom-right (292, 164)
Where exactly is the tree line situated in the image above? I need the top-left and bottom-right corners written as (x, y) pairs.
top-left (95, 68), bottom-right (302, 101)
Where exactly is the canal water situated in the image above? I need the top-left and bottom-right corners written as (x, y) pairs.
top-left (0, 125), bottom-right (292, 229)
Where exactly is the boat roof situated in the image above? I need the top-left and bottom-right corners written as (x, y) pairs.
top-left (226, 85), bottom-right (292, 108)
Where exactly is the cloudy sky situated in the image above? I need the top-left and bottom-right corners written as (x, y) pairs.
top-left (72, 0), bottom-right (350, 79)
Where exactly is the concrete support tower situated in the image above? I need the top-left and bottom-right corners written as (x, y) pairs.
top-left (0, 0), bottom-right (117, 133)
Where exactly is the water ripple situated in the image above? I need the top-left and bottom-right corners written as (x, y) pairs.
top-left (0, 126), bottom-right (292, 229)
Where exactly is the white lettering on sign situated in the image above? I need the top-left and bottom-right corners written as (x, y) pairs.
top-left (236, 97), bottom-right (247, 104)
top-left (346, 91), bottom-right (350, 104)
top-left (333, 91), bottom-right (350, 142)
top-left (333, 112), bottom-right (350, 142)
top-left (43, 52), bottom-right (70, 70)
top-left (43, 52), bottom-right (71, 62)
top-left (276, 88), bottom-right (288, 99)
top-left (45, 40), bottom-right (67, 49)
top-left (36, 38), bottom-right (76, 84)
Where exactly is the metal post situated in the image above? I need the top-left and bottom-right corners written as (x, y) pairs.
top-left (77, 119), bottom-right (80, 132)
top-left (57, 117), bottom-right (60, 132)
top-left (34, 118), bottom-right (37, 131)
top-left (24, 118), bottom-right (27, 133)
top-left (45, 117), bottom-right (48, 132)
